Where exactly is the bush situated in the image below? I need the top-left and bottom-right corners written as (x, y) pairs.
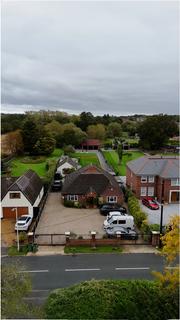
top-left (44, 279), bottom-right (179, 320)
top-left (128, 195), bottom-right (147, 228)
top-left (63, 145), bottom-right (75, 156)
top-left (64, 200), bottom-right (75, 208)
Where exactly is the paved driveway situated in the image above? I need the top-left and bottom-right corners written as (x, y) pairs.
top-left (36, 192), bottom-right (105, 237)
top-left (140, 201), bottom-right (179, 225)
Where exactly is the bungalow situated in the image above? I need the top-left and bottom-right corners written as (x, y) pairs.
top-left (56, 156), bottom-right (80, 177)
top-left (61, 165), bottom-right (124, 207)
top-left (126, 156), bottom-right (180, 203)
top-left (1, 169), bottom-right (44, 218)
top-left (81, 139), bottom-right (101, 150)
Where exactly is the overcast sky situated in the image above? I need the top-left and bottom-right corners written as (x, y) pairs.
top-left (1, 0), bottom-right (179, 115)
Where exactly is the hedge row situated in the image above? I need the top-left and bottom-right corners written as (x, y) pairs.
top-left (128, 195), bottom-right (147, 228)
top-left (44, 279), bottom-right (179, 320)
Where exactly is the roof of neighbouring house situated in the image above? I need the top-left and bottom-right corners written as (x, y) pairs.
top-left (81, 139), bottom-right (101, 146)
top-left (126, 156), bottom-right (179, 178)
top-left (62, 165), bottom-right (123, 195)
top-left (58, 156), bottom-right (79, 169)
top-left (1, 170), bottom-right (43, 204)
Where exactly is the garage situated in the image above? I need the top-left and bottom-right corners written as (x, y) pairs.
top-left (2, 207), bottom-right (28, 218)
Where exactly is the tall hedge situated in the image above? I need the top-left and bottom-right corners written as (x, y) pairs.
top-left (44, 279), bottom-right (179, 320)
top-left (128, 195), bottom-right (147, 228)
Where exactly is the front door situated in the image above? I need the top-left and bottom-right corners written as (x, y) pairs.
top-left (171, 192), bottom-right (180, 203)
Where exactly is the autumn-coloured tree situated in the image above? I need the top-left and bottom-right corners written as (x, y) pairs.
top-left (153, 215), bottom-right (179, 289)
top-left (5, 129), bottom-right (24, 155)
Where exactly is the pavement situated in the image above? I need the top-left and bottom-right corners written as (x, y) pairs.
top-left (26, 244), bottom-right (158, 256)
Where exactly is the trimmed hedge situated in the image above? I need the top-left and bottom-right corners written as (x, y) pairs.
top-left (44, 279), bottom-right (179, 320)
top-left (128, 195), bottom-right (147, 228)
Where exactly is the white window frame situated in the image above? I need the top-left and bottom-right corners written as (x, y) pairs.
top-left (148, 187), bottom-right (154, 196)
top-left (171, 178), bottom-right (180, 186)
top-left (140, 187), bottom-right (147, 196)
top-left (67, 195), bottom-right (78, 201)
top-left (107, 196), bottom-right (117, 203)
top-left (141, 176), bottom-right (147, 183)
top-left (148, 176), bottom-right (154, 183)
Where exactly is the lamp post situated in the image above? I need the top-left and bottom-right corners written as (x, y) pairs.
top-left (12, 208), bottom-right (20, 252)
top-left (159, 179), bottom-right (164, 248)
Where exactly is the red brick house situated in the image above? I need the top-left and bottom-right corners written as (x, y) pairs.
top-left (81, 139), bottom-right (101, 150)
top-left (61, 165), bottom-right (124, 207)
top-left (126, 156), bottom-right (180, 203)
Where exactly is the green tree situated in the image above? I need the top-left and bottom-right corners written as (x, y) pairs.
top-left (122, 120), bottom-right (137, 136)
top-left (33, 136), bottom-right (56, 155)
top-left (117, 143), bottom-right (123, 162)
top-left (21, 117), bottom-right (40, 154)
top-left (45, 120), bottom-right (63, 142)
top-left (87, 124), bottom-right (106, 140)
top-left (77, 112), bottom-right (94, 131)
top-left (107, 122), bottom-right (122, 138)
top-left (138, 115), bottom-right (178, 150)
top-left (63, 123), bottom-right (87, 146)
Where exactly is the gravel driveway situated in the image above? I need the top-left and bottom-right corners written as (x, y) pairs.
top-left (36, 192), bottom-right (105, 237)
top-left (140, 201), bottom-right (179, 225)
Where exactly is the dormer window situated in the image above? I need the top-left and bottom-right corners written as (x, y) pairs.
top-left (9, 192), bottom-right (21, 199)
top-left (148, 176), bottom-right (154, 183)
top-left (141, 176), bottom-right (147, 183)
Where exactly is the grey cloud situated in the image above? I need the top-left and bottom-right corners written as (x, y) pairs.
top-left (1, 1), bottom-right (179, 115)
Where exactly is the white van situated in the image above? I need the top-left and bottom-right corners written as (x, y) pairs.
top-left (104, 214), bottom-right (134, 230)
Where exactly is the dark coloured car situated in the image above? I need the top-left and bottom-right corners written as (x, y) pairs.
top-left (142, 197), bottom-right (159, 210)
top-left (51, 180), bottom-right (62, 191)
top-left (100, 204), bottom-right (127, 216)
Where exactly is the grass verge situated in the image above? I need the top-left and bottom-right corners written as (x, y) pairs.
top-left (8, 245), bottom-right (29, 256)
top-left (103, 150), bottom-right (144, 175)
top-left (64, 246), bottom-right (123, 254)
top-left (72, 152), bottom-right (100, 167)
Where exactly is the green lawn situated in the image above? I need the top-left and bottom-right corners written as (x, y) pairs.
top-left (10, 148), bottom-right (63, 177)
top-left (72, 152), bottom-right (100, 167)
top-left (103, 150), bottom-right (144, 176)
top-left (64, 246), bottom-right (123, 254)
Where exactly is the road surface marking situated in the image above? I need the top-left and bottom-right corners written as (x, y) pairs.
top-left (32, 289), bottom-right (49, 292)
top-left (19, 270), bottom-right (49, 273)
top-left (115, 267), bottom-right (150, 270)
top-left (23, 297), bottom-right (47, 300)
top-left (65, 268), bottom-right (101, 272)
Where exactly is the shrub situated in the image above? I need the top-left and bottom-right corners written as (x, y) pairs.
top-left (128, 195), bottom-right (147, 229)
top-left (64, 200), bottom-right (75, 208)
top-left (149, 224), bottom-right (160, 232)
top-left (44, 279), bottom-right (179, 320)
top-left (63, 145), bottom-right (75, 156)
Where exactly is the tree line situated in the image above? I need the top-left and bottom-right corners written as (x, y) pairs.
top-left (1, 111), bottom-right (179, 156)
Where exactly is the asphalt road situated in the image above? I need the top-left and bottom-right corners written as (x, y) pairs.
top-left (2, 253), bottom-right (167, 304)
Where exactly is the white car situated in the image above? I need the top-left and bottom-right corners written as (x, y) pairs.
top-left (15, 215), bottom-right (33, 231)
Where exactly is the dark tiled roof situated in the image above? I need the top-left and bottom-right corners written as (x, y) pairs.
top-left (58, 156), bottom-right (79, 169)
top-left (1, 170), bottom-right (43, 204)
top-left (1, 177), bottom-right (18, 201)
top-left (62, 165), bottom-right (122, 195)
top-left (127, 156), bottom-right (179, 178)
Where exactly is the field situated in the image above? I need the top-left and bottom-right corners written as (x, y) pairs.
top-left (72, 152), bottom-right (100, 167)
top-left (9, 148), bottom-right (63, 177)
top-left (103, 150), bottom-right (144, 175)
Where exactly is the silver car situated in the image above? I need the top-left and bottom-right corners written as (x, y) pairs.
top-left (105, 226), bottom-right (138, 240)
